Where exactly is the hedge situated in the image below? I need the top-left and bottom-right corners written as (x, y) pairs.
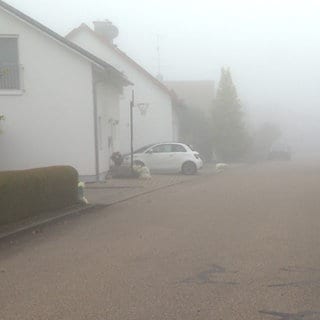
top-left (0, 166), bottom-right (79, 226)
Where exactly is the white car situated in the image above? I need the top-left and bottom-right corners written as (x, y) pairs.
top-left (124, 143), bottom-right (203, 175)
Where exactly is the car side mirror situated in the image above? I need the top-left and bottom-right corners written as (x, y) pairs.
top-left (146, 150), bottom-right (153, 154)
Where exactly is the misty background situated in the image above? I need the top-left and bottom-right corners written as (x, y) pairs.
top-left (7, 0), bottom-right (320, 153)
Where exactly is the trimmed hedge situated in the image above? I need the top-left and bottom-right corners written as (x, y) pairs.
top-left (0, 166), bottom-right (79, 226)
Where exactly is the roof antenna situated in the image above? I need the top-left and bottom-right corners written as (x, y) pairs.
top-left (156, 34), bottom-right (163, 81)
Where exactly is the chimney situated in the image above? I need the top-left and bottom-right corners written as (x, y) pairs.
top-left (93, 20), bottom-right (119, 43)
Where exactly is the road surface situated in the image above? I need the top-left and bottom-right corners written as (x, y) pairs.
top-left (1, 161), bottom-right (320, 319)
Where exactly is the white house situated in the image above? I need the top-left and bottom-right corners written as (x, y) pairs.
top-left (66, 22), bottom-right (178, 154)
top-left (0, 0), bottom-right (131, 181)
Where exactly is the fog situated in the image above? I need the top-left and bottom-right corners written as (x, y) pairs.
top-left (7, 0), bottom-right (320, 153)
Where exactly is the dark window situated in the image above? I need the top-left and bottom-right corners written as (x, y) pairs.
top-left (0, 37), bottom-right (20, 90)
top-left (172, 144), bottom-right (187, 152)
top-left (0, 38), bottom-right (18, 63)
top-left (151, 144), bottom-right (172, 153)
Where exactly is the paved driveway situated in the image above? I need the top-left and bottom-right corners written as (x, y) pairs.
top-left (85, 164), bottom-right (216, 205)
top-left (1, 161), bottom-right (319, 319)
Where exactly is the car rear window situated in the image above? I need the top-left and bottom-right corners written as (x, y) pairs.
top-left (172, 144), bottom-right (187, 152)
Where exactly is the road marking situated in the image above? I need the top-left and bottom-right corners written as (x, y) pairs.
top-left (180, 264), bottom-right (238, 285)
top-left (259, 310), bottom-right (320, 320)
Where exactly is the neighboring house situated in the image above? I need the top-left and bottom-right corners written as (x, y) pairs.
top-left (66, 22), bottom-right (178, 154)
top-left (166, 81), bottom-right (215, 161)
top-left (0, 0), bottom-right (131, 181)
top-left (165, 81), bottom-right (215, 117)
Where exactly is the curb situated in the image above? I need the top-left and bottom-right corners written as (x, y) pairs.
top-left (104, 176), bottom-right (193, 207)
top-left (0, 204), bottom-right (106, 241)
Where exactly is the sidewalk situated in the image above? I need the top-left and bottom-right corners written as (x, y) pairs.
top-left (85, 164), bottom-right (217, 205)
top-left (0, 164), bottom-right (216, 240)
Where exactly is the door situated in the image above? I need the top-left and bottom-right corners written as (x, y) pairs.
top-left (146, 144), bottom-right (175, 171)
top-left (171, 144), bottom-right (188, 170)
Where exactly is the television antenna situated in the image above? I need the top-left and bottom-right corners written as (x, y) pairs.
top-left (156, 34), bottom-right (164, 81)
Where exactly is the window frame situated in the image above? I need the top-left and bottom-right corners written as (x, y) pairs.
top-left (0, 34), bottom-right (24, 95)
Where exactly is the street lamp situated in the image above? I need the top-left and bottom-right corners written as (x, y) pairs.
top-left (130, 90), bottom-right (149, 174)
top-left (0, 114), bottom-right (5, 133)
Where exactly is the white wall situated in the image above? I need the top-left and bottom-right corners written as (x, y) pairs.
top-left (68, 28), bottom-right (174, 154)
top-left (0, 7), bottom-right (96, 176)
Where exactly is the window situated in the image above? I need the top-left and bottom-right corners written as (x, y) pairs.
top-left (151, 144), bottom-right (172, 153)
top-left (0, 37), bottom-right (20, 90)
top-left (135, 144), bottom-right (155, 154)
top-left (172, 144), bottom-right (187, 152)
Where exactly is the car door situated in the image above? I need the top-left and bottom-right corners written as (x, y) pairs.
top-left (146, 144), bottom-right (173, 171)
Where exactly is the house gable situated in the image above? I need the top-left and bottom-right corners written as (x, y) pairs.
top-left (0, 0), bottom-right (130, 86)
top-left (66, 24), bottom-right (170, 98)
top-left (67, 23), bottom-right (176, 153)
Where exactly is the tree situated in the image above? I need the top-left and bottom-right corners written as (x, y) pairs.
top-left (212, 68), bottom-right (250, 161)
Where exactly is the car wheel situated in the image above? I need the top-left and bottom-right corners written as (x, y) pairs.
top-left (182, 161), bottom-right (197, 175)
top-left (134, 160), bottom-right (145, 167)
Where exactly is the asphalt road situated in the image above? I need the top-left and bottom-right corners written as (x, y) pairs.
top-left (1, 161), bottom-right (320, 320)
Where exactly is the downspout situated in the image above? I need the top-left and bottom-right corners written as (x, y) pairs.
top-left (92, 69), bottom-right (100, 181)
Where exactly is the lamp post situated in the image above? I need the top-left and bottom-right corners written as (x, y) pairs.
top-left (130, 90), bottom-right (134, 174)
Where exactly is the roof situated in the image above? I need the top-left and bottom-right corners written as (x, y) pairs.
top-left (66, 23), bottom-right (172, 97)
top-left (165, 81), bottom-right (215, 113)
top-left (0, 0), bottom-right (131, 86)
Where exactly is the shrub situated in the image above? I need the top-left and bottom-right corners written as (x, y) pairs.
top-left (0, 166), bottom-right (79, 226)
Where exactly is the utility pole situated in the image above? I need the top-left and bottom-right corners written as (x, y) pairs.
top-left (130, 90), bottom-right (134, 174)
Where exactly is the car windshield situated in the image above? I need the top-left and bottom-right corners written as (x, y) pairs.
top-left (133, 144), bottom-right (155, 153)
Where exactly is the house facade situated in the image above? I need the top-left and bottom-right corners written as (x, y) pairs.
top-left (0, 0), bottom-right (130, 181)
top-left (67, 22), bottom-right (177, 154)
top-left (166, 81), bottom-right (215, 117)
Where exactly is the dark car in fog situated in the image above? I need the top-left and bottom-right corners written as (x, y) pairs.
top-left (268, 143), bottom-right (291, 161)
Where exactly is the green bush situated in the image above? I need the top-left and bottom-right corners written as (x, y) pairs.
top-left (0, 166), bottom-right (79, 226)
